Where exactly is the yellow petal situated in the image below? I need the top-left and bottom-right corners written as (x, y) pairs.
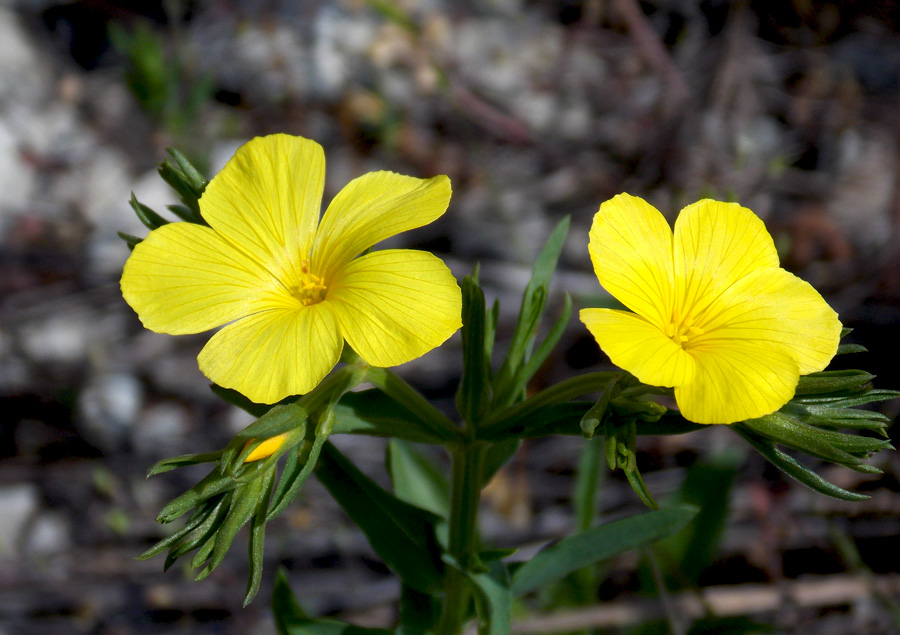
top-left (673, 199), bottom-right (779, 319)
top-left (588, 194), bottom-right (675, 331)
top-left (121, 222), bottom-right (275, 334)
top-left (580, 308), bottom-right (695, 387)
top-left (200, 134), bottom-right (325, 268)
top-left (244, 433), bottom-right (289, 462)
top-left (313, 172), bottom-right (451, 279)
top-left (676, 341), bottom-right (800, 424)
top-left (327, 249), bottom-right (461, 367)
top-left (690, 267), bottom-right (841, 375)
top-left (198, 304), bottom-right (342, 404)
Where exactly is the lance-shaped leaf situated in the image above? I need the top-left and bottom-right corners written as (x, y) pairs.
top-left (331, 389), bottom-right (456, 444)
top-left (463, 559), bottom-right (512, 635)
top-left (492, 216), bottom-right (570, 408)
top-left (315, 442), bottom-right (445, 593)
top-left (387, 439), bottom-right (450, 518)
top-left (510, 505), bottom-right (698, 596)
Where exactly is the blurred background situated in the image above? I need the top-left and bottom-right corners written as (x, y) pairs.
top-left (2, 0), bottom-right (900, 633)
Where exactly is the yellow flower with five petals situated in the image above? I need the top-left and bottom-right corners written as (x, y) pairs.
top-left (580, 194), bottom-right (841, 424)
top-left (121, 134), bottom-right (462, 404)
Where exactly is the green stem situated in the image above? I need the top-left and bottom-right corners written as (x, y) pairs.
top-left (478, 372), bottom-right (620, 439)
top-left (436, 441), bottom-right (486, 634)
top-left (367, 367), bottom-right (462, 443)
top-left (574, 438), bottom-right (604, 533)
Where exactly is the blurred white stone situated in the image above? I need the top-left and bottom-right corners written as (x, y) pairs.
top-left (78, 372), bottom-right (144, 452)
top-left (25, 511), bottom-right (71, 557)
top-left (20, 317), bottom-right (90, 364)
top-left (133, 402), bottom-right (191, 457)
top-left (0, 119), bottom-right (35, 216)
top-left (0, 484), bottom-right (40, 558)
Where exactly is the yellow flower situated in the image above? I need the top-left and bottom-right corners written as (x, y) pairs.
top-left (121, 134), bottom-right (462, 404)
top-left (580, 194), bottom-right (841, 424)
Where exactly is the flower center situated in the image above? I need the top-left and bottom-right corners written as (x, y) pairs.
top-left (665, 311), bottom-right (705, 349)
top-left (289, 261), bottom-right (327, 306)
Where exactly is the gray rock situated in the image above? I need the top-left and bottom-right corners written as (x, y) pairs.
top-left (133, 402), bottom-right (191, 457)
top-left (77, 372), bottom-right (144, 452)
top-left (0, 484), bottom-right (41, 558)
top-left (25, 511), bottom-right (71, 557)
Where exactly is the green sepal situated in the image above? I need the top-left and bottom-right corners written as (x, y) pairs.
top-left (510, 505), bottom-right (699, 596)
top-left (457, 269), bottom-right (492, 425)
top-left (129, 192), bottom-right (169, 230)
top-left (157, 151), bottom-right (207, 225)
top-left (733, 426), bottom-right (869, 501)
top-left (265, 410), bottom-right (333, 521)
top-left (159, 496), bottom-right (230, 569)
top-left (739, 414), bottom-right (888, 472)
top-left (138, 497), bottom-right (222, 561)
top-left (794, 370), bottom-right (875, 396)
top-left (117, 231), bottom-right (143, 250)
top-left (245, 468), bottom-right (276, 605)
top-left (795, 388), bottom-right (900, 408)
top-left (315, 442), bottom-right (445, 593)
top-left (196, 468), bottom-right (273, 580)
top-left (492, 216), bottom-right (570, 408)
top-left (580, 375), bottom-right (619, 439)
top-left (146, 450), bottom-right (223, 477)
top-left (837, 343), bottom-right (868, 355)
top-left (166, 147), bottom-right (207, 192)
top-left (625, 466), bottom-right (659, 510)
top-left (155, 468), bottom-right (242, 524)
top-left (166, 203), bottom-right (203, 224)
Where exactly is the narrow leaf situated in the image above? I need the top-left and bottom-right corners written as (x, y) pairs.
top-left (510, 505), bottom-right (699, 596)
top-left (315, 442), bottom-right (445, 593)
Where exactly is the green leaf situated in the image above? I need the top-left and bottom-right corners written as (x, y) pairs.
top-left (481, 439), bottom-right (521, 486)
top-left (515, 293), bottom-right (572, 392)
top-left (466, 560), bottom-right (512, 635)
top-left (457, 271), bottom-right (492, 425)
top-left (315, 442), bottom-right (445, 593)
top-left (399, 584), bottom-right (442, 634)
top-left (387, 439), bottom-right (450, 518)
top-left (655, 453), bottom-right (740, 586)
top-left (732, 426), bottom-right (869, 501)
top-left (510, 505), bottom-right (699, 596)
top-left (492, 216), bottom-right (570, 407)
top-left (272, 568), bottom-right (392, 635)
